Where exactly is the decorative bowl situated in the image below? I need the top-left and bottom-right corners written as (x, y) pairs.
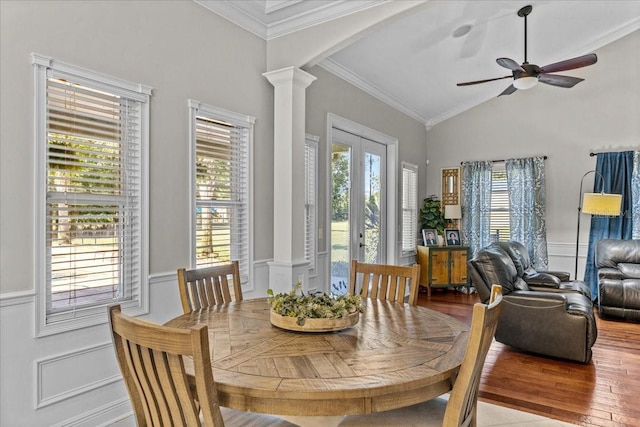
top-left (269, 310), bottom-right (360, 333)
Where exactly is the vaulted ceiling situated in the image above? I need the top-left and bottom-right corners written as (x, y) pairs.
top-left (197, 0), bottom-right (640, 127)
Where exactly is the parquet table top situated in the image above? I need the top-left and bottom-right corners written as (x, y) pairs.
top-left (164, 297), bottom-right (469, 416)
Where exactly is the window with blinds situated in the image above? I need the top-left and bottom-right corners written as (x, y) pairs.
top-left (189, 102), bottom-right (252, 284)
top-left (401, 162), bottom-right (418, 254)
top-left (33, 54), bottom-right (150, 335)
top-left (490, 168), bottom-right (510, 241)
top-left (305, 135), bottom-right (318, 275)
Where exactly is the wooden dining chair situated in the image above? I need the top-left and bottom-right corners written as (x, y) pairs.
top-left (339, 284), bottom-right (504, 427)
top-left (108, 304), bottom-right (296, 427)
top-left (177, 261), bottom-right (242, 314)
top-left (108, 303), bottom-right (225, 426)
top-left (348, 259), bottom-right (421, 305)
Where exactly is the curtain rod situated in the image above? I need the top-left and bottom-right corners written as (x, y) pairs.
top-left (460, 155), bottom-right (547, 165)
top-left (590, 148), bottom-right (640, 156)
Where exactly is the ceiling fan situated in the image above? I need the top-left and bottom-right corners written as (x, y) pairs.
top-left (456, 4), bottom-right (598, 96)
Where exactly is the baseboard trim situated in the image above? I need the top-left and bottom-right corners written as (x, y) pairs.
top-left (48, 397), bottom-right (132, 427)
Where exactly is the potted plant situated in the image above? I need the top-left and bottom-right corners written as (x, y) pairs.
top-left (420, 195), bottom-right (446, 237)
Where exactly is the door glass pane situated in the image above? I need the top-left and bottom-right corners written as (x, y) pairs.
top-left (363, 152), bottom-right (381, 263)
top-left (330, 143), bottom-right (350, 294)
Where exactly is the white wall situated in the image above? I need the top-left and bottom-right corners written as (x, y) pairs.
top-left (424, 30), bottom-right (640, 276)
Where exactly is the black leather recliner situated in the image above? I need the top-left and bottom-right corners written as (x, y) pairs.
top-left (493, 241), bottom-right (591, 298)
top-left (596, 239), bottom-right (640, 321)
top-left (469, 242), bottom-right (597, 363)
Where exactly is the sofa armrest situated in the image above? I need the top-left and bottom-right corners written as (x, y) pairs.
top-left (497, 291), bottom-right (595, 363)
top-left (503, 290), bottom-right (567, 307)
top-left (619, 263), bottom-right (640, 279)
top-left (523, 272), bottom-right (561, 288)
top-left (598, 267), bottom-right (624, 280)
top-left (545, 271), bottom-right (571, 282)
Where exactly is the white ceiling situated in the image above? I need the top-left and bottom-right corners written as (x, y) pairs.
top-left (197, 0), bottom-right (640, 126)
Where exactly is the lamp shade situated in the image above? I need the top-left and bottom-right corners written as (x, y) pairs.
top-left (581, 193), bottom-right (622, 216)
top-left (444, 204), bottom-right (462, 219)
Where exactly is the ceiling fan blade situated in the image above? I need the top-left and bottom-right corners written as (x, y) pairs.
top-left (538, 74), bottom-right (584, 88)
top-left (496, 58), bottom-right (524, 71)
top-left (457, 75), bottom-right (512, 86)
top-left (539, 54), bottom-right (597, 74)
top-left (498, 84), bottom-right (517, 96)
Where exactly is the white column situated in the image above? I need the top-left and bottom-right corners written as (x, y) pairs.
top-left (263, 66), bottom-right (316, 294)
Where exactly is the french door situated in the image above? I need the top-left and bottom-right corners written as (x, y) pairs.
top-left (330, 127), bottom-right (387, 293)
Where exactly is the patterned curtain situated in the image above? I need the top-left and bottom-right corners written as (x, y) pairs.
top-left (633, 151), bottom-right (640, 239)
top-left (461, 161), bottom-right (493, 257)
top-left (584, 151), bottom-right (635, 299)
top-left (506, 157), bottom-right (549, 270)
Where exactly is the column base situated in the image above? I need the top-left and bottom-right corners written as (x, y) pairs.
top-left (268, 260), bottom-right (310, 295)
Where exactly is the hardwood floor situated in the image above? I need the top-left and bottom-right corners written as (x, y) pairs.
top-left (417, 289), bottom-right (640, 427)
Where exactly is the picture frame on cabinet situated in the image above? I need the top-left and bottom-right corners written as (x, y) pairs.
top-left (445, 229), bottom-right (461, 246)
top-left (422, 229), bottom-right (439, 246)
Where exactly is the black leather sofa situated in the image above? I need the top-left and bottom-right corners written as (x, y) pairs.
top-left (596, 239), bottom-right (640, 321)
top-left (469, 242), bottom-right (597, 363)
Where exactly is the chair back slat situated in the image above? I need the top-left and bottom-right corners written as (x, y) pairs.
top-left (109, 304), bottom-right (226, 426)
top-left (349, 260), bottom-right (421, 305)
top-left (177, 261), bottom-right (242, 314)
top-left (443, 284), bottom-right (504, 427)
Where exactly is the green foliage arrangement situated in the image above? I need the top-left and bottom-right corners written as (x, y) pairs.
top-left (267, 282), bottom-right (364, 326)
top-left (420, 195), bottom-right (446, 234)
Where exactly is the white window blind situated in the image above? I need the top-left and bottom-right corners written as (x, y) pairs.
top-left (305, 135), bottom-right (319, 275)
top-left (490, 168), bottom-right (510, 241)
top-left (401, 162), bottom-right (418, 254)
top-left (33, 54), bottom-right (150, 335)
top-left (189, 101), bottom-right (253, 284)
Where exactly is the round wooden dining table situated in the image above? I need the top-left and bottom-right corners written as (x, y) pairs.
top-left (164, 297), bottom-right (469, 418)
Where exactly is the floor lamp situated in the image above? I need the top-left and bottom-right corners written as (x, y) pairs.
top-left (575, 170), bottom-right (622, 280)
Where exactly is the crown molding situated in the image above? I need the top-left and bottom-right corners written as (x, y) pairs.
top-left (195, 0), bottom-right (268, 39)
top-left (576, 16), bottom-right (640, 57)
top-left (266, 1), bottom-right (386, 39)
top-left (195, 0), bottom-right (386, 40)
top-left (318, 57), bottom-right (428, 125)
top-left (265, 0), bottom-right (304, 15)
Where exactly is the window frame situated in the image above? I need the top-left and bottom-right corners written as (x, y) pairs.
top-left (187, 100), bottom-right (254, 285)
top-left (401, 162), bottom-right (419, 255)
top-left (305, 134), bottom-right (319, 277)
top-left (33, 53), bottom-right (151, 337)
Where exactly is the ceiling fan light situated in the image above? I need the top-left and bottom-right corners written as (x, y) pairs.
top-left (513, 76), bottom-right (538, 90)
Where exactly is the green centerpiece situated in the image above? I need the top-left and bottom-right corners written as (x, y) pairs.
top-left (267, 282), bottom-right (364, 332)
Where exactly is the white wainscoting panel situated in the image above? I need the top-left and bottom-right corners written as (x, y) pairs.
top-left (36, 343), bottom-right (120, 408)
top-left (0, 291), bottom-right (136, 426)
top-left (548, 241), bottom-right (588, 280)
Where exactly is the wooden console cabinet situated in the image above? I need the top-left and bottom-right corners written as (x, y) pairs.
top-left (417, 245), bottom-right (469, 296)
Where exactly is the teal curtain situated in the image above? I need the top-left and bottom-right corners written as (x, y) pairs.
top-left (584, 151), bottom-right (635, 299)
top-left (461, 161), bottom-right (493, 257)
top-left (506, 157), bottom-right (548, 270)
